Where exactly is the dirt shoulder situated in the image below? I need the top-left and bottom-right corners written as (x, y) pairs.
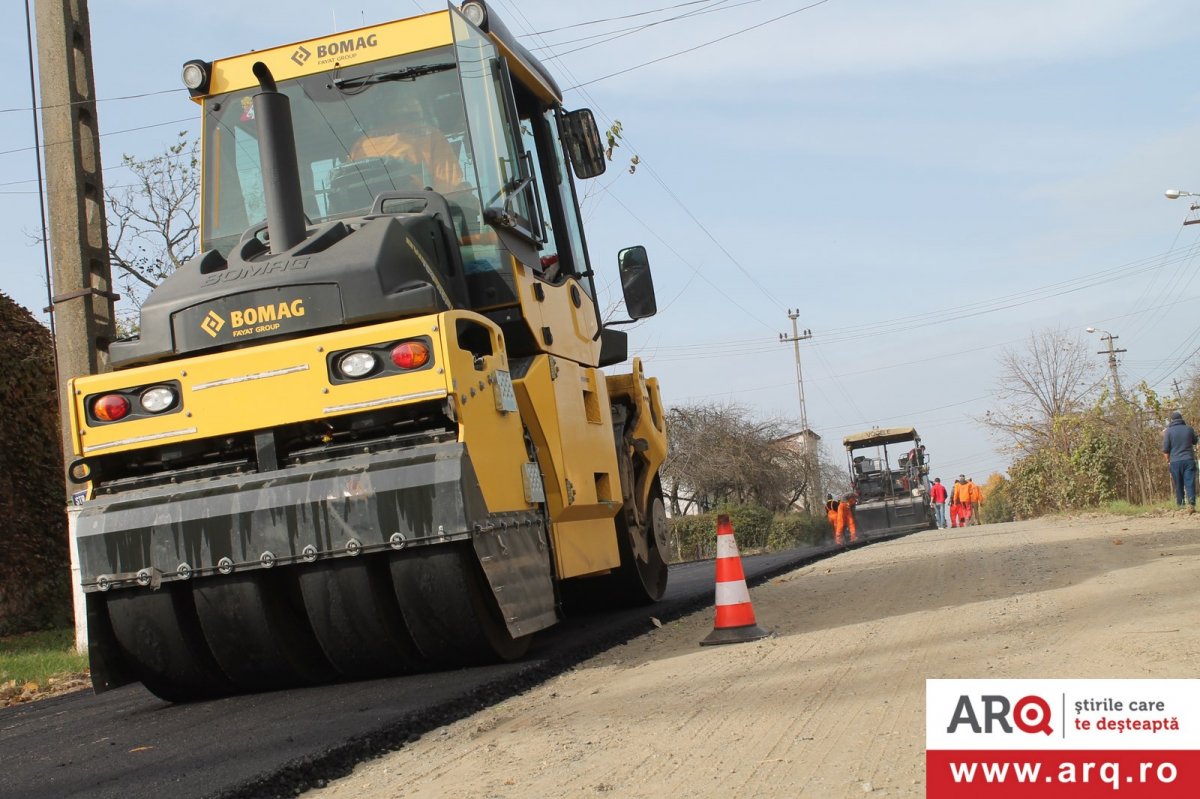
top-left (308, 514), bottom-right (1200, 799)
top-left (0, 672), bottom-right (89, 707)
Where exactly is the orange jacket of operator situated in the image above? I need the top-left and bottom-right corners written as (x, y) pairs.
top-left (349, 127), bottom-right (464, 194)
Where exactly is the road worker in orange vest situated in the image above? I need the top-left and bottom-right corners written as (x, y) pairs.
top-left (966, 477), bottom-right (983, 525)
top-left (825, 493), bottom-right (839, 530)
top-left (834, 493), bottom-right (858, 545)
top-left (949, 475), bottom-right (968, 527)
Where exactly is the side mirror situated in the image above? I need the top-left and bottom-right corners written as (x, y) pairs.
top-left (561, 108), bottom-right (607, 180)
top-left (618, 245), bottom-right (657, 320)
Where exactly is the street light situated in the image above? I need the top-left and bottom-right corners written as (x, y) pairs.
top-left (1165, 190), bottom-right (1200, 224)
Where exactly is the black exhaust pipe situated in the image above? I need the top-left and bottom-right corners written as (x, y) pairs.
top-left (251, 62), bottom-right (306, 253)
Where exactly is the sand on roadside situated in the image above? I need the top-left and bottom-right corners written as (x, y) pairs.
top-left (308, 514), bottom-right (1200, 799)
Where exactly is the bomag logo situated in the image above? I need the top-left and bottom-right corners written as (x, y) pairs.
top-left (313, 33), bottom-right (378, 63)
top-left (228, 299), bottom-right (307, 339)
top-left (200, 310), bottom-right (226, 338)
top-left (291, 46), bottom-right (311, 66)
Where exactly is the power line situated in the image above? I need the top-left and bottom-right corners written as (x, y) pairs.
top-left (0, 86), bottom-right (181, 115)
top-left (24, 0), bottom-right (52, 340)
top-left (493, 0), bottom-right (787, 330)
top-left (0, 147), bottom-right (194, 189)
top-left (0, 116), bottom-right (194, 158)
top-left (534, 1), bottom-right (765, 60)
top-left (521, 0), bottom-right (723, 37)
top-left (1119, 219), bottom-right (1196, 341)
top-left (565, 0), bottom-right (833, 90)
top-left (815, 251), bottom-right (1176, 342)
top-left (648, 247), bottom-right (1182, 361)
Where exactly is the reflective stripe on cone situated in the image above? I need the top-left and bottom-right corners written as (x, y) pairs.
top-left (700, 514), bottom-right (771, 646)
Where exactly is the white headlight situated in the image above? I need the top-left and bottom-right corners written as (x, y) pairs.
top-left (338, 351), bottom-right (378, 378)
top-left (461, 1), bottom-right (487, 27)
top-left (181, 60), bottom-right (210, 91)
top-left (140, 386), bottom-right (177, 413)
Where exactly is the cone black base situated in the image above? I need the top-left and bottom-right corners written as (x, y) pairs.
top-left (700, 622), bottom-right (772, 646)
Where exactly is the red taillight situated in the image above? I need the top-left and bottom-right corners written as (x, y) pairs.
top-left (391, 341), bottom-right (430, 370)
top-left (92, 394), bottom-right (131, 422)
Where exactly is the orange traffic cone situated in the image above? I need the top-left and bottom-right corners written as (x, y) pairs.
top-left (700, 514), bottom-right (771, 646)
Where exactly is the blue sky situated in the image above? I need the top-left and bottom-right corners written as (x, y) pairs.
top-left (3, 0), bottom-right (1200, 483)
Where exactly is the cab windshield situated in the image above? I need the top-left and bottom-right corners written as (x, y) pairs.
top-left (200, 47), bottom-right (487, 256)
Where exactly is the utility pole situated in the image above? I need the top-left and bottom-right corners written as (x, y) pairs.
top-left (1173, 379), bottom-right (1185, 407)
top-left (1094, 332), bottom-right (1126, 401)
top-left (35, 0), bottom-right (116, 653)
top-left (34, 0), bottom-right (117, 493)
top-left (779, 311), bottom-right (819, 511)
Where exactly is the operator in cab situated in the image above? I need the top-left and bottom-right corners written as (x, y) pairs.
top-left (349, 93), bottom-right (465, 195)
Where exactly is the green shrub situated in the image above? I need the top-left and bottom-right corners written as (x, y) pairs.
top-left (714, 503), bottom-right (773, 550)
top-left (768, 511), bottom-right (830, 549)
top-left (668, 513), bottom-right (718, 562)
top-left (979, 478), bottom-right (1015, 524)
top-left (667, 504), bottom-right (827, 562)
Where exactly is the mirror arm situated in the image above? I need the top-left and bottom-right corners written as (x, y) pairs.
top-left (591, 318), bottom-right (636, 342)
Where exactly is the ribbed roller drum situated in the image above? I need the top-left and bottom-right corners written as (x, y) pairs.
top-left (390, 544), bottom-right (530, 667)
top-left (193, 570), bottom-right (337, 692)
top-left (297, 556), bottom-right (425, 678)
top-left (105, 584), bottom-right (235, 703)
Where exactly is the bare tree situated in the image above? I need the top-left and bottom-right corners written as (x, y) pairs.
top-left (819, 444), bottom-right (850, 500)
top-left (105, 133), bottom-right (199, 304)
top-left (984, 328), bottom-right (1100, 452)
top-left (663, 401), bottom-right (815, 514)
top-left (989, 328), bottom-right (1174, 512)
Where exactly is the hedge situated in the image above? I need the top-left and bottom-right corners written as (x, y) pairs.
top-left (667, 503), bottom-right (830, 563)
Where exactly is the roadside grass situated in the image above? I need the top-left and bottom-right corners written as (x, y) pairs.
top-left (0, 628), bottom-right (89, 703)
top-left (1098, 499), bottom-right (1177, 516)
top-left (1043, 499), bottom-right (1179, 519)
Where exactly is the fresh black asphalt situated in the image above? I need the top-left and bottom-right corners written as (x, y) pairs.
top-left (0, 532), bottom-right (906, 799)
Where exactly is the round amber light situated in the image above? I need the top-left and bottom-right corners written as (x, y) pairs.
top-left (391, 341), bottom-right (430, 370)
top-left (92, 394), bottom-right (130, 422)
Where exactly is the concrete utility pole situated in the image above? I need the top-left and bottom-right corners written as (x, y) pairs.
top-left (1173, 379), bottom-right (1184, 406)
top-left (36, 0), bottom-right (116, 654)
top-left (34, 0), bottom-right (117, 492)
top-left (779, 311), bottom-right (819, 511)
top-left (1094, 333), bottom-right (1126, 401)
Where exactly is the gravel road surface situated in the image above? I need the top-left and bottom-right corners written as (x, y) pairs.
top-left (308, 515), bottom-right (1200, 799)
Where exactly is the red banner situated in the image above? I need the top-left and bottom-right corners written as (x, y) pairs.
top-left (926, 750), bottom-right (1200, 797)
